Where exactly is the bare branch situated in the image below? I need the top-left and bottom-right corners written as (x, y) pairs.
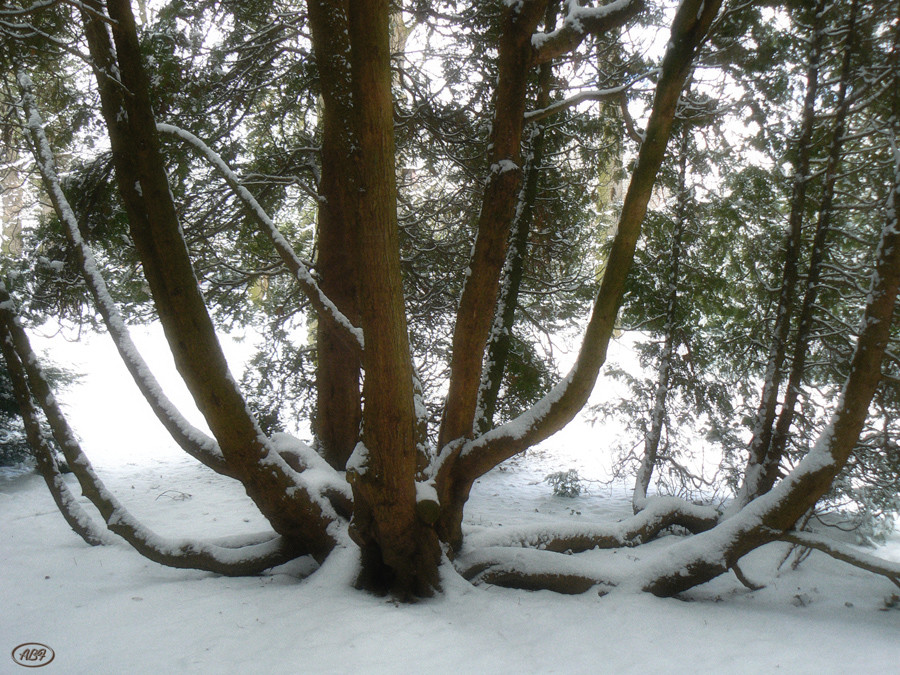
top-left (780, 531), bottom-right (900, 589)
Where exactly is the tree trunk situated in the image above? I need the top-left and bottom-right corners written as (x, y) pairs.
top-left (634, 128), bottom-right (690, 509)
top-left (0, 300), bottom-right (106, 547)
top-left (646, 25), bottom-right (900, 593)
top-left (308, 0), bottom-right (362, 470)
top-left (435, 0), bottom-right (724, 552)
top-left (438, 0), bottom-right (549, 452)
top-left (476, 1), bottom-right (558, 435)
top-left (82, 0), bottom-right (334, 554)
top-left (763, 0), bottom-right (859, 493)
top-left (343, 0), bottom-right (441, 598)
top-left (735, 0), bottom-right (827, 508)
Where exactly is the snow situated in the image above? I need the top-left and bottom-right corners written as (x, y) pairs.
top-left (1, 330), bottom-right (898, 672)
top-left (3, 449), bottom-right (899, 672)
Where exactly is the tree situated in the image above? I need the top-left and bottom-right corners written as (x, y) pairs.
top-left (1, 0), bottom-right (898, 599)
top-left (603, 0), bottom-right (900, 541)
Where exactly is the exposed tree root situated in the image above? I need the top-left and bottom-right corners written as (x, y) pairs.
top-left (457, 546), bottom-right (613, 595)
top-left (465, 496), bottom-right (718, 554)
top-left (779, 531), bottom-right (900, 590)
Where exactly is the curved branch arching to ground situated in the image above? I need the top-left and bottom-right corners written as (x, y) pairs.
top-left (0, 307), bottom-right (108, 548)
top-left (0, 289), bottom-right (308, 575)
top-left (14, 67), bottom-right (233, 479)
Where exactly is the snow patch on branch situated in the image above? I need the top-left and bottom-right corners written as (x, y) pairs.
top-left (156, 123), bottom-right (364, 350)
top-left (531, 0), bottom-right (634, 49)
top-left (15, 68), bottom-right (224, 468)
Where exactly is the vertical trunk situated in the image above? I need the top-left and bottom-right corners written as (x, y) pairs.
top-left (735, 0), bottom-right (826, 508)
top-left (438, 0), bottom-right (549, 452)
top-left (762, 0), bottom-right (859, 494)
top-left (476, 1), bottom-right (558, 435)
top-left (633, 129), bottom-right (690, 509)
top-left (308, 0), bottom-right (362, 470)
top-left (344, 0), bottom-right (440, 598)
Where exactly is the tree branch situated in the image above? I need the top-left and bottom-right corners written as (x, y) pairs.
top-left (457, 546), bottom-right (613, 594)
top-left (14, 68), bottom-right (233, 478)
top-left (530, 0), bottom-right (645, 66)
top-left (156, 123), bottom-right (364, 352)
top-left (523, 71), bottom-right (655, 124)
top-left (442, 0), bottom-right (724, 504)
top-left (0, 310), bottom-right (108, 547)
top-left (780, 531), bottom-right (900, 589)
top-left (466, 495), bottom-right (718, 553)
top-left (0, 295), bottom-right (308, 575)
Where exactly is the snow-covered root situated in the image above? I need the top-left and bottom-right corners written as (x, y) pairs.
top-left (457, 546), bottom-right (615, 595)
top-left (464, 496), bottom-right (718, 554)
top-left (0, 296), bottom-right (311, 576)
top-left (780, 531), bottom-right (900, 590)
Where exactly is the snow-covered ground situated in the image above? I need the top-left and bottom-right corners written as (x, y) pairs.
top-left (2, 327), bottom-right (898, 673)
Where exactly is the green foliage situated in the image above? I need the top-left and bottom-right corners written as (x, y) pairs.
top-left (0, 0), bottom-right (896, 529)
top-left (544, 469), bottom-right (584, 498)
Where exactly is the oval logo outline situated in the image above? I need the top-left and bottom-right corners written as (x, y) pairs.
top-left (11, 643), bottom-right (55, 668)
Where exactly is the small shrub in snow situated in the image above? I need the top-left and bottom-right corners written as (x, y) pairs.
top-left (545, 469), bottom-right (583, 498)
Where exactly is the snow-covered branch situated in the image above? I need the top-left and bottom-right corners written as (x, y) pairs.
top-left (0, 307), bottom-right (108, 547)
top-left (0, 293), bottom-right (306, 575)
top-left (466, 496), bottom-right (718, 553)
top-left (449, 0), bottom-right (724, 485)
top-left (530, 0), bottom-right (645, 66)
top-left (156, 123), bottom-right (364, 352)
top-left (523, 70), bottom-right (657, 124)
top-left (14, 68), bottom-right (233, 478)
top-left (457, 546), bottom-right (613, 594)
top-left (780, 531), bottom-right (900, 589)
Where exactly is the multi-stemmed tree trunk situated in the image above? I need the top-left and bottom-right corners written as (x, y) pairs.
top-left (762, 0), bottom-right (860, 491)
top-left (476, 1), bottom-right (558, 436)
top-left (5, 0), bottom-right (899, 600)
top-left (342, 0), bottom-right (442, 597)
top-left (734, 0), bottom-right (828, 509)
top-left (736, 0), bottom-right (862, 506)
top-left (307, 0), bottom-right (362, 471)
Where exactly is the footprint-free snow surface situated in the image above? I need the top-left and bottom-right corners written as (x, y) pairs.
top-left (2, 327), bottom-right (898, 673)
